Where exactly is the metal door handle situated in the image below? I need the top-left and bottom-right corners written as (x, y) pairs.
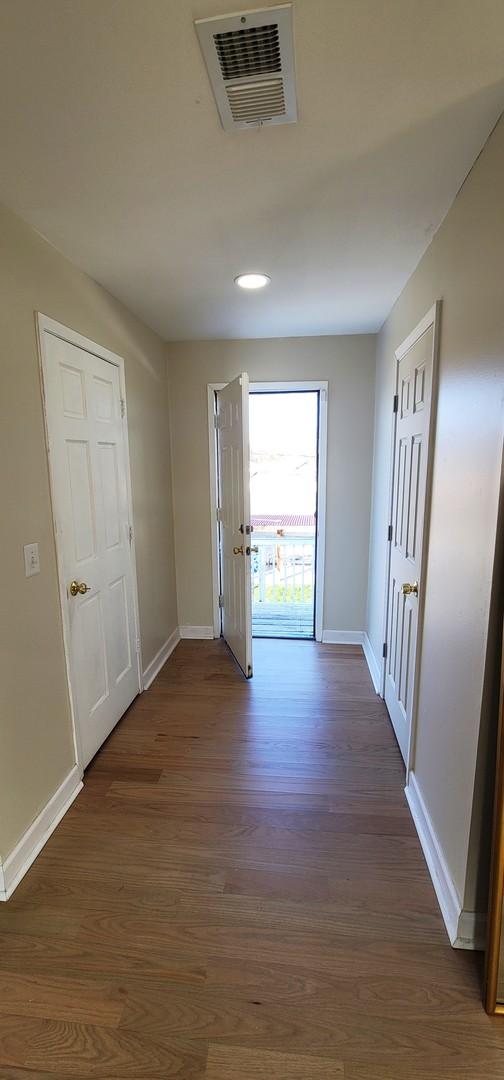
top-left (69, 580), bottom-right (91, 596)
top-left (401, 581), bottom-right (418, 597)
top-left (233, 546), bottom-right (244, 556)
top-left (247, 546), bottom-right (259, 555)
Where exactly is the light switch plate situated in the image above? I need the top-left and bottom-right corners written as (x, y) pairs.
top-left (24, 542), bottom-right (40, 577)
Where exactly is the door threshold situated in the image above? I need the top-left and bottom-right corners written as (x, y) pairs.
top-left (252, 634), bottom-right (315, 641)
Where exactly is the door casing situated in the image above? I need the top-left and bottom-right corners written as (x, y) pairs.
top-left (208, 380), bottom-right (328, 643)
top-left (381, 301), bottom-right (441, 776)
top-left (36, 313), bottom-right (143, 772)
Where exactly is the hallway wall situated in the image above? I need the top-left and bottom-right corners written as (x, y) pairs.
top-left (366, 115), bottom-right (504, 920)
top-left (0, 204), bottom-right (178, 862)
top-left (166, 336), bottom-right (376, 637)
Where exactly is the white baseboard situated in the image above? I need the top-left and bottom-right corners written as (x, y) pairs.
top-left (362, 632), bottom-right (382, 694)
top-left (179, 626), bottom-right (214, 640)
top-left (405, 771), bottom-right (485, 950)
top-left (143, 628), bottom-right (180, 689)
top-left (321, 630), bottom-right (364, 645)
top-left (0, 765), bottom-right (82, 902)
top-left (405, 771), bottom-right (460, 945)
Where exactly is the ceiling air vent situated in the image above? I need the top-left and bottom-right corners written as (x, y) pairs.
top-left (195, 5), bottom-right (297, 132)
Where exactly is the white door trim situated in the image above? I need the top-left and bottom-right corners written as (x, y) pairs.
top-left (381, 301), bottom-right (441, 775)
top-left (208, 382), bottom-right (226, 638)
top-left (207, 379), bottom-right (328, 643)
top-left (36, 313), bottom-right (143, 771)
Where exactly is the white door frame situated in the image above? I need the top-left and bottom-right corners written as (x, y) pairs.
top-left (36, 313), bottom-right (143, 772)
top-left (381, 301), bottom-right (441, 776)
top-left (208, 379), bottom-right (328, 642)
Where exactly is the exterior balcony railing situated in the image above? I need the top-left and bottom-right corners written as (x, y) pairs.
top-left (251, 532), bottom-right (315, 638)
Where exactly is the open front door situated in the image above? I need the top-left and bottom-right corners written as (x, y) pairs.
top-left (217, 374), bottom-right (253, 678)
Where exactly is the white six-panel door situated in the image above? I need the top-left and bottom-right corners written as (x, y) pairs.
top-left (217, 373), bottom-right (253, 678)
top-left (384, 307), bottom-right (438, 765)
top-left (40, 325), bottom-right (140, 767)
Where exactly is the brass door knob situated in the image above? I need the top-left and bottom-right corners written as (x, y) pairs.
top-left (69, 580), bottom-right (91, 597)
top-left (232, 546), bottom-right (244, 556)
top-left (401, 581), bottom-right (418, 597)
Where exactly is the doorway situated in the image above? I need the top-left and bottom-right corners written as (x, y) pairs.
top-left (37, 314), bottom-right (142, 768)
top-left (250, 389), bottom-right (319, 639)
top-left (209, 379), bottom-right (327, 667)
top-left (382, 302), bottom-right (440, 769)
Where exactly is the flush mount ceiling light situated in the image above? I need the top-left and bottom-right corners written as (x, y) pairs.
top-left (234, 273), bottom-right (271, 290)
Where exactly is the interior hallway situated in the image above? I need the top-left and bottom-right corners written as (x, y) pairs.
top-left (0, 639), bottom-right (501, 1078)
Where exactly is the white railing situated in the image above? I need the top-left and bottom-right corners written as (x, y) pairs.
top-left (252, 532), bottom-right (315, 606)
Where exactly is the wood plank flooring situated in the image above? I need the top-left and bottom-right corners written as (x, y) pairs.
top-left (1, 638), bottom-right (504, 1078)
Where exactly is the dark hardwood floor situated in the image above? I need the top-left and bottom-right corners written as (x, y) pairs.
top-left (1, 638), bottom-right (503, 1078)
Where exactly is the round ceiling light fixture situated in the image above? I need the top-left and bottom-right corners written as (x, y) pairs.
top-left (234, 272), bottom-right (271, 290)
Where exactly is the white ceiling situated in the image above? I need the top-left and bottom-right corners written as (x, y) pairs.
top-left (1, 0), bottom-right (503, 340)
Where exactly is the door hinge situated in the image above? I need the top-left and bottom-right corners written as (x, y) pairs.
top-left (387, 524), bottom-right (393, 542)
top-left (128, 525), bottom-right (133, 544)
top-left (393, 394), bottom-right (398, 413)
top-left (136, 637), bottom-right (141, 654)
top-left (218, 594), bottom-right (224, 608)
top-left (216, 507), bottom-right (223, 523)
top-left (382, 642), bottom-right (388, 659)
top-left (120, 397), bottom-right (126, 418)
top-left (247, 664), bottom-right (253, 678)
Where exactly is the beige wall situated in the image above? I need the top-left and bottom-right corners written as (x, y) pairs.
top-left (167, 336), bottom-right (376, 635)
top-left (0, 205), bottom-right (177, 861)
top-left (366, 117), bottom-right (504, 913)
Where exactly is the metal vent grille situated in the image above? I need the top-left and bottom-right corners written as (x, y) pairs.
top-left (195, 5), bottom-right (297, 132)
top-left (226, 78), bottom-right (285, 123)
top-left (215, 23), bottom-right (281, 80)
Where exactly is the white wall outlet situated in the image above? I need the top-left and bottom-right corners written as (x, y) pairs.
top-left (24, 542), bottom-right (40, 577)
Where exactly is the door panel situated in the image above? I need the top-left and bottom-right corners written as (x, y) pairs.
top-left (79, 591), bottom-right (109, 715)
top-left (108, 575), bottom-right (132, 683)
top-left (99, 443), bottom-right (121, 549)
top-left (42, 331), bottom-right (140, 766)
top-left (217, 374), bottom-right (252, 678)
top-left (66, 440), bottom-right (96, 562)
top-left (385, 324), bottom-right (435, 764)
